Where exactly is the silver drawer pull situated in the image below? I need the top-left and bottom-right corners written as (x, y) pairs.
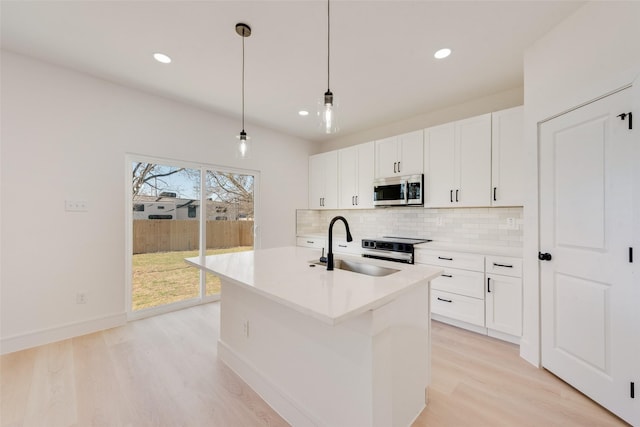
top-left (338, 244), bottom-right (347, 248)
top-left (441, 274), bottom-right (453, 278)
top-left (437, 297), bottom-right (452, 303)
top-left (493, 263), bottom-right (513, 268)
top-left (438, 256), bottom-right (453, 261)
top-left (306, 241), bottom-right (314, 244)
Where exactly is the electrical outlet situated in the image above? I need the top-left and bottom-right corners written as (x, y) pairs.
top-left (436, 216), bottom-right (444, 226)
top-left (76, 292), bottom-right (88, 304)
top-left (506, 217), bottom-right (518, 230)
top-left (65, 200), bottom-right (88, 212)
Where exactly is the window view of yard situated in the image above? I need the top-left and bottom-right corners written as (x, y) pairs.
top-left (132, 247), bottom-right (252, 310)
top-left (131, 161), bottom-right (255, 312)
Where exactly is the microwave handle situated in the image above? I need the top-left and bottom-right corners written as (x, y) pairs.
top-left (403, 179), bottom-right (409, 204)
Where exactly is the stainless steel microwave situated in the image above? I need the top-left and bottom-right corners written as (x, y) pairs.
top-left (373, 174), bottom-right (423, 206)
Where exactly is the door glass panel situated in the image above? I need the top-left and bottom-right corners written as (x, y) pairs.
top-left (204, 170), bottom-right (255, 296)
top-left (131, 162), bottom-right (201, 310)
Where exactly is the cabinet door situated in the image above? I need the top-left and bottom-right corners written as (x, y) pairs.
top-left (338, 146), bottom-right (358, 209)
top-left (323, 151), bottom-right (338, 209)
top-left (374, 136), bottom-right (399, 178)
top-left (309, 151), bottom-right (338, 209)
top-left (424, 123), bottom-right (455, 207)
top-left (356, 142), bottom-right (375, 208)
top-left (398, 130), bottom-right (424, 175)
top-left (486, 274), bottom-right (522, 336)
top-left (456, 113), bottom-right (491, 207)
top-left (309, 154), bottom-right (324, 209)
top-left (491, 106), bottom-right (524, 206)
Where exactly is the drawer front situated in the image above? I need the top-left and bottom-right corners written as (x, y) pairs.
top-left (431, 267), bottom-right (484, 299)
top-left (296, 237), bottom-right (326, 249)
top-left (333, 240), bottom-right (363, 255)
top-left (431, 290), bottom-right (485, 327)
top-left (485, 256), bottom-right (522, 277)
top-left (415, 249), bottom-right (484, 271)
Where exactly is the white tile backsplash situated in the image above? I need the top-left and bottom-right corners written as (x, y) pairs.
top-left (297, 207), bottom-right (523, 247)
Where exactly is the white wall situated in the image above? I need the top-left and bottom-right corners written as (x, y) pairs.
top-left (0, 51), bottom-right (313, 353)
top-left (521, 1), bottom-right (640, 366)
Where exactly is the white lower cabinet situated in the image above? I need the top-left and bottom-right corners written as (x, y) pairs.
top-left (485, 255), bottom-right (522, 340)
top-left (296, 236), bottom-right (326, 249)
top-left (486, 274), bottom-right (522, 337)
top-left (417, 248), bottom-right (522, 343)
top-left (296, 236), bottom-right (362, 257)
top-left (432, 289), bottom-right (485, 327)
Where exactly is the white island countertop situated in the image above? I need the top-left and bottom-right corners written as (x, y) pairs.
top-left (186, 246), bottom-right (442, 326)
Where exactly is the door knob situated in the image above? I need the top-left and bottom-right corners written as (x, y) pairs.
top-left (538, 252), bottom-right (552, 261)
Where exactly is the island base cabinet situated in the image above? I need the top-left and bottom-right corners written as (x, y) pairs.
top-left (218, 279), bottom-right (430, 427)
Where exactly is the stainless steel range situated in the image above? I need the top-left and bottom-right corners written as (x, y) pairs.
top-left (361, 236), bottom-right (431, 264)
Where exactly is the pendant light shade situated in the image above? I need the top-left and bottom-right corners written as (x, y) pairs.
top-left (318, 0), bottom-right (338, 134)
top-left (235, 23), bottom-right (252, 159)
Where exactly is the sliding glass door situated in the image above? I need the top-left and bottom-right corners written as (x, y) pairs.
top-left (128, 157), bottom-right (257, 316)
top-left (204, 170), bottom-right (255, 296)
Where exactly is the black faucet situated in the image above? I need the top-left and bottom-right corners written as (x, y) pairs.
top-left (326, 216), bottom-right (353, 271)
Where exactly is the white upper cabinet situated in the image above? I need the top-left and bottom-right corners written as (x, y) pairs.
top-left (374, 130), bottom-right (424, 178)
top-left (309, 151), bottom-right (338, 209)
top-left (491, 106), bottom-right (524, 206)
top-left (424, 122), bottom-right (456, 207)
top-left (338, 141), bottom-right (374, 209)
top-left (425, 113), bottom-right (492, 207)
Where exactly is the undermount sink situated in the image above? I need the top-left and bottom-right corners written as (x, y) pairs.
top-left (310, 259), bottom-right (400, 277)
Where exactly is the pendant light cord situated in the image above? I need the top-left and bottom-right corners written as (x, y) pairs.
top-left (327, 0), bottom-right (331, 92)
top-left (242, 29), bottom-right (245, 132)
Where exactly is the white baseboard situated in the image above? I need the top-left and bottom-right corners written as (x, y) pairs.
top-left (487, 328), bottom-right (521, 345)
top-left (1, 312), bottom-right (126, 355)
top-left (217, 340), bottom-right (321, 427)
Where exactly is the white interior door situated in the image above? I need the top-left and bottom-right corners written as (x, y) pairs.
top-left (539, 87), bottom-right (637, 425)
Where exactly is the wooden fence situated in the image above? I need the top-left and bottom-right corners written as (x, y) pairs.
top-left (133, 220), bottom-right (254, 254)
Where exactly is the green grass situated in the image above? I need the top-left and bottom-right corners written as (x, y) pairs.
top-left (132, 246), bottom-right (252, 311)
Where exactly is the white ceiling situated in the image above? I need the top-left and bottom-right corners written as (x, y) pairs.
top-left (1, 0), bottom-right (584, 143)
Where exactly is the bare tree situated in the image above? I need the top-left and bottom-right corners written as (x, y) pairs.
top-left (132, 163), bottom-right (185, 198)
top-left (206, 172), bottom-right (254, 218)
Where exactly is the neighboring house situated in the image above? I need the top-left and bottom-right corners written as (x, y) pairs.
top-left (133, 193), bottom-right (250, 221)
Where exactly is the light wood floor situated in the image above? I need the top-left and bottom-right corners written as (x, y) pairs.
top-left (1, 303), bottom-right (628, 427)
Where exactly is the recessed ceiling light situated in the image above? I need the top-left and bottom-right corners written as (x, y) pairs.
top-left (298, 110), bottom-right (309, 116)
top-left (153, 52), bottom-right (172, 64)
top-left (434, 48), bottom-right (451, 59)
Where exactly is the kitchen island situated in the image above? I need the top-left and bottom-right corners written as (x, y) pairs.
top-left (186, 246), bottom-right (442, 427)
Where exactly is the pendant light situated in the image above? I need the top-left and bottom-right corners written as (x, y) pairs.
top-left (235, 23), bottom-right (252, 159)
top-left (318, 0), bottom-right (338, 134)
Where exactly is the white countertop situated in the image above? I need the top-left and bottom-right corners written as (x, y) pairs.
top-left (186, 246), bottom-right (442, 325)
top-left (414, 241), bottom-right (523, 258)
